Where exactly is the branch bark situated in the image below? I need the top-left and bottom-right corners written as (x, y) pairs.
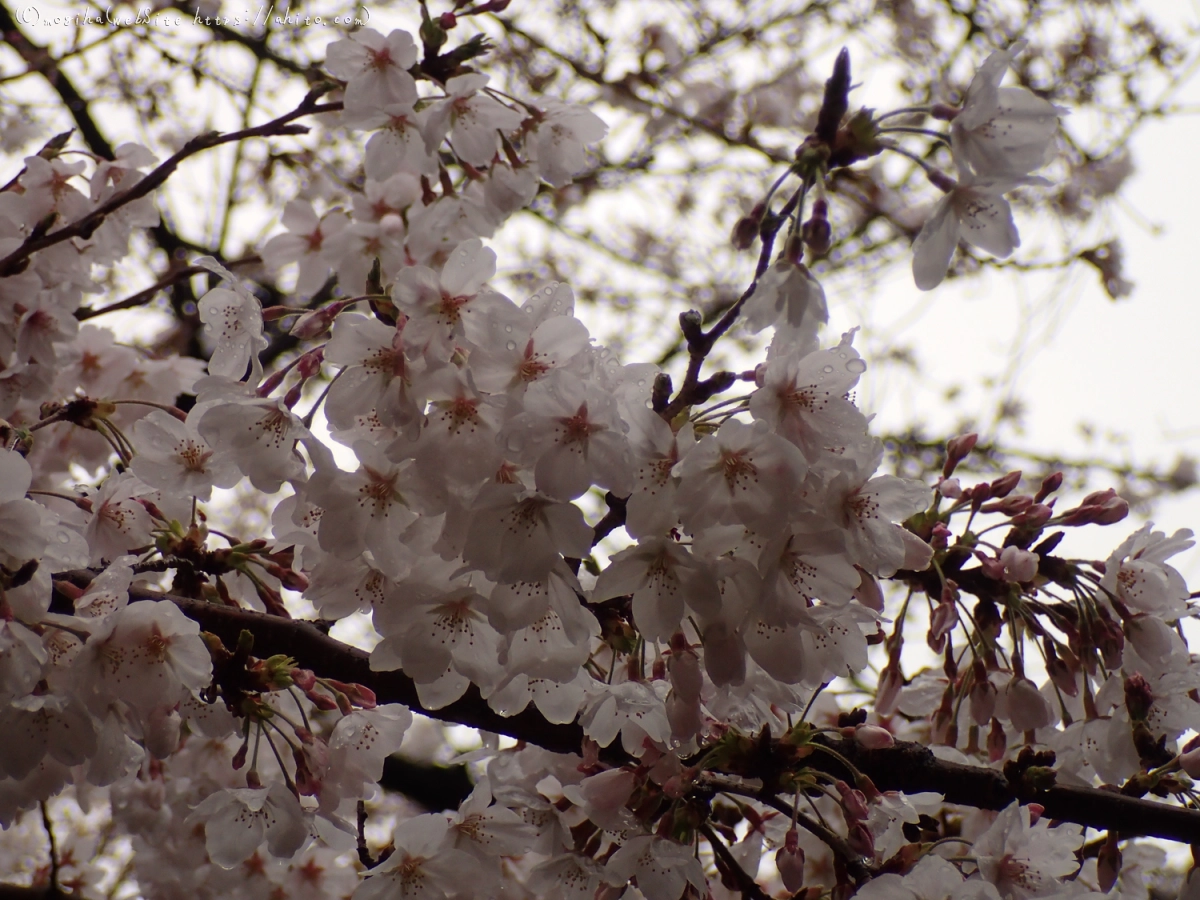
top-left (51, 572), bottom-right (1200, 846)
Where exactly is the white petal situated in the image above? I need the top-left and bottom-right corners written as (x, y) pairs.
top-left (911, 196), bottom-right (959, 291)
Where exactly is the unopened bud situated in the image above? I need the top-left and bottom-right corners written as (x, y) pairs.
top-left (1044, 643), bottom-right (1078, 698)
top-left (776, 834), bottom-right (806, 892)
top-left (939, 477), bottom-right (963, 501)
top-left (325, 679), bottom-right (377, 709)
top-left (291, 299), bottom-right (351, 340)
top-left (782, 233), bottom-right (805, 265)
top-left (987, 717), bottom-right (1007, 762)
top-left (990, 471), bottom-right (1022, 499)
top-left (801, 199), bottom-right (832, 255)
top-left (980, 494), bottom-right (1033, 515)
top-left (876, 664), bottom-right (904, 716)
top-left (847, 821), bottom-right (875, 858)
top-left (264, 563), bottom-right (310, 592)
top-left (1035, 471), bottom-right (1063, 503)
top-left (1012, 503), bottom-right (1053, 529)
top-left (1060, 488), bottom-right (1129, 526)
top-left (931, 103), bottom-right (960, 121)
top-left (930, 521), bottom-right (952, 549)
top-left (969, 664), bottom-right (996, 725)
top-left (731, 203), bottom-right (765, 250)
top-left (1124, 673), bottom-right (1154, 723)
top-left (854, 723), bottom-right (894, 749)
top-left (296, 347), bottom-right (324, 379)
top-left (438, 11), bottom-right (456, 28)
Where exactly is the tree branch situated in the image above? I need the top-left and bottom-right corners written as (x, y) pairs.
top-left (51, 573), bottom-right (1200, 845)
top-left (699, 823), bottom-right (770, 900)
top-left (0, 95), bottom-right (342, 277)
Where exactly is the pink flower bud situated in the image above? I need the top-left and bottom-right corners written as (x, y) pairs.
top-left (1035, 472), bottom-right (1063, 503)
top-left (943, 433), bottom-right (977, 477)
top-left (836, 780), bottom-right (870, 821)
top-left (876, 665), bottom-right (904, 717)
top-left (731, 205), bottom-right (764, 250)
top-left (938, 476), bottom-right (963, 499)
top-left (1026, 802), bottom-right (1045, 824)
top-left (1060, 488), bottom-right (1129, 526)
top-left (980, 494), bottom-right (1033, 515)
top-left (1044, 645), bottom-right (1078, 698)
top-left (989, 470), bottom-right (1022, 498)
top-left (999, 546), bottom-right (1039, 584)
top-left (847, 821), bottom-right (874, 858)
top-left (1123, 673), bottom-right (1154, 723)
top-left (987, 718), bottom-right (1007, 763)
top-left (1011, 506), bottom-right (1054, 535)
top-left (296, 346), bottom-right (324, 379)
top-left (928, 597), bottom-right (959, 652)
top-left (776, 840), bottom-right (806, 892)
top-left (854, 724), bottom-right (894, 750)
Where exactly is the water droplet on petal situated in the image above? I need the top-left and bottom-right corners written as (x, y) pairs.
top-left (846, 358), bottom-right (867, 374)
top-left (506, 341), bottom-right (517, 351)
top-left (504, 324), bottom-right (513, 333)
top-left (822, 365), bottom-right (835, 374)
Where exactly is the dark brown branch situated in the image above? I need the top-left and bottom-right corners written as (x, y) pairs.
top-left (51, 572), bottom-right (1200, 846)
top-left (708, 778), bottom-right (870, 883)
top-left (0, 95), bottom-right (342, 277)
top-left (0, 3), bottom-right (116, 160)
top-left (74, 256), bottom-right (261, 321)
top-left (699, 823), bottom-right (771, 900)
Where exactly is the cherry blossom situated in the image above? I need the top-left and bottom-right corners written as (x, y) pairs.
top-left (911, 159), bottom-right (1050, 291)
top-left (422, 74), bottom-right (526, 167)
top-left (76, 599), bottom-right (212, 714)
top-left (951, 42), bottom-right (1065, 179)
top-left (973, 801), bottom-right (1084, 898)
top-left (188, 783), bottom-right (309, 868)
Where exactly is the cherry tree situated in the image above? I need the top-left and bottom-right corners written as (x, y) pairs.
top-left (0, 2), bottom-right (1199, 899)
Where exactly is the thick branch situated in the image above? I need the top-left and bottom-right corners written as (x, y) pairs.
top-left (51, 573), bottom-right (1200, 845)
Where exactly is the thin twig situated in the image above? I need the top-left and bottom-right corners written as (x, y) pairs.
top-left (40, 803), bottom-right (59, 898)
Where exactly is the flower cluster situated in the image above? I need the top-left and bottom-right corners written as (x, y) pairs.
top-left (0, 20), bottom-right (1194, 900)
